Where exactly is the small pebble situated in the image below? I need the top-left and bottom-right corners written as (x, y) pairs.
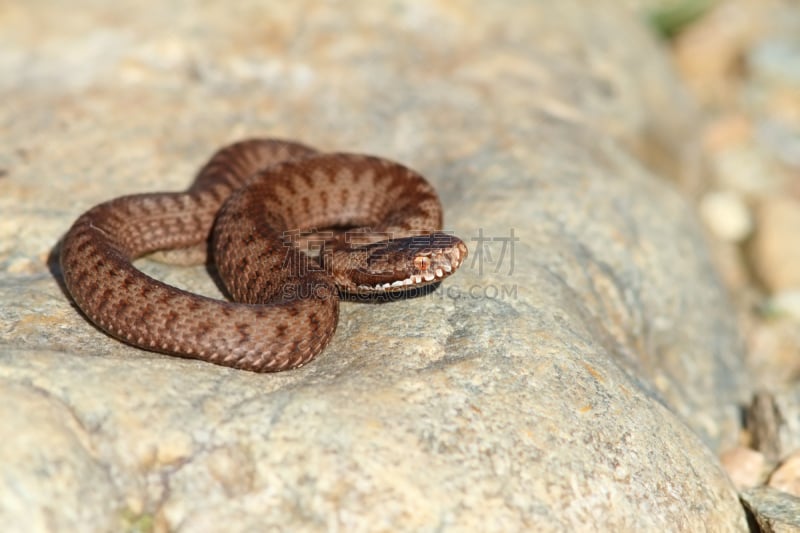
top-left (699, 190), bottom-right (753, 242)
top-left (768, 450), bottom-right (800, 497)
top-left (720, 447), bottom-right (767, 489)
top-left (763, 290), bottom-right (800, 321)
top-left (751, 196), bottom-right (800, 292)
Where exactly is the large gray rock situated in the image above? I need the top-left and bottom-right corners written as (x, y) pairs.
top-left (0, 0), bottom-right (748, 530)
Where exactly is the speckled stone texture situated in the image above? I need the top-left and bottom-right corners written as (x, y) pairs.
top-left (0, 1), bottom-right (748, 531)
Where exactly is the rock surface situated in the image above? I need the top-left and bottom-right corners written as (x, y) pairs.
top-left (741, 487), bottom-right (800, 533)
top-left (0, 0), bottom-right (748, 531)
top-left (747, 387), bottom-right (800, 464)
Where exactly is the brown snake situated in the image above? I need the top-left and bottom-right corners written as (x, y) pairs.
top-left (60, 139), bottom-right (467, 372)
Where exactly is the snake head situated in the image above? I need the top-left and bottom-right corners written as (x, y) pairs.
top-left (350, 232), bottom-right (468, 294)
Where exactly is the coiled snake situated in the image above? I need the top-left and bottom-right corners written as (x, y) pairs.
top-left (59, 139), bottom-right (467, 372)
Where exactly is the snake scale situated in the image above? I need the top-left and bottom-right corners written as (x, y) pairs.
top-left (60, 139), bottom-right (467, 372)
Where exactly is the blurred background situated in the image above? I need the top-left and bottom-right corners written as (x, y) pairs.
top-left (631, 0), bottom-right (800, 390)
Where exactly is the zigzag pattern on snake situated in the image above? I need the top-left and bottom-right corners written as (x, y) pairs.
top-left (59, 139), bottom-right (467, 372)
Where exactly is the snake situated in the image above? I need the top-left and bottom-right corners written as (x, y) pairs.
top-left (59, 139), bottom-right (468, 372)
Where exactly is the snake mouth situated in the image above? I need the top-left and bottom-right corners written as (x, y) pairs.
top-left (354, 235), bottom-right (468, 293)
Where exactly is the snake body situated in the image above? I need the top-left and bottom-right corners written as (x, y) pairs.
top-left (60, 139), bottom-right (467, 372)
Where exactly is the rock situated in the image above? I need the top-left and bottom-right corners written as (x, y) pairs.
top-left (764, 290), bottom-right (800, 321)
top-left (747, 320), bottom-right (800, 390)
top-left (747, 391), bottom-right (785, 462)
top-left (721, 447), bottom-right (768, 490)
top-left (769, 450), bottom-right (800, 497)
top-left (0, 381), bottom-right (120, 532)
top-left (751, 196), bottom-right (800, 292)
top-left (699, 189), bottom-right (753, 242)
top-left (747, 387), bottom-right (800, 464)
top-left (672, 0), bottom-right (765, 106)
top-left (741, 486), bottom-right (800, 533)
top-left (0, 0), bottom-right (749, 530)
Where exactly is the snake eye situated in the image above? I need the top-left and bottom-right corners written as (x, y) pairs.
top-left (413, 255), bottom-right (431, 271)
